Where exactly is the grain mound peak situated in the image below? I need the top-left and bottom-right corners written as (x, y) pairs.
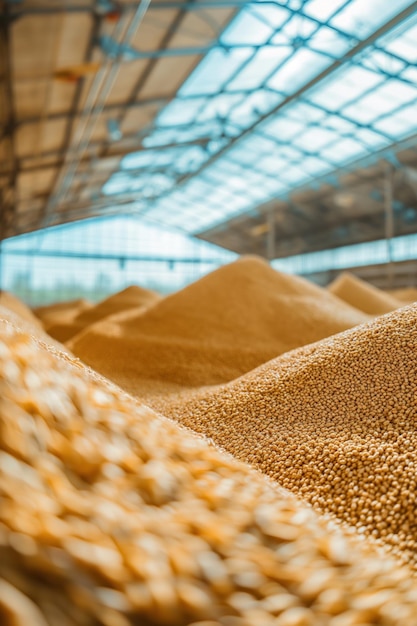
top-left (75, 285), bottom-right (161, 326)
top-left (68, 256), bottom-right (369, 394)
top-left (328, 272), bottom-right (402, 315)
top-left (158, 304), bottom-right (417, 568)
top-left (34, 298), bottom-right (92, 327)
top-left (46, 284), bottom-right (160, 343)
top-left (387, 287), bottom-right (417, 303)
top-left (0, 290), bottom-right (42, 327)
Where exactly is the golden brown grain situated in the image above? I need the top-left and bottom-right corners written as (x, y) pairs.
top-left (328, 272), bottom-right (402, 315)
top-left (34, 298), bottom-right (93, 328)
top-left (68, 257), bottom-right (368, 395)
top-left (157, 304), bottom-right (417, 568)
top-left (2, 318), bottom-right (417, 625)
top-left (386, 287), bottom-right (417, 303)
top-left (46, 285), bottom-right (160, 343)
top-left (0, 291), bottom-right (42, 327)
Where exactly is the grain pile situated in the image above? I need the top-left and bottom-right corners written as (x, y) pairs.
top-left (34, 298), bottom-right (93, 328)
top-left (328, 273), bottom-right (402, 315)
top-left (0, 302), bottom-right (72, 355)
top-left (157, 304), bottom-right (417, 568)
top-left (387, 287), bottom-right (417, 303)
top-left (68, 257), bottom-right (369, 396)
top-left (3, 323), bottom-right (417, 625)
top-left (46, 285), bottom-right (160, 343)
top-left (0, 291), bottom-right (43, 328)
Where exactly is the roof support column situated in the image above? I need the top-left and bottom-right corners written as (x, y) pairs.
top-left (0, 3), bottom-right (17, 245)
top-left (384, 164), bottom-right (394, 289)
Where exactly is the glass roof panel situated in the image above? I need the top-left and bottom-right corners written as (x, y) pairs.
top-left (354, 127), bottom-right (390, 148)
top-left (362, 49), bottom-right (406, 75)
top-left (330, 0), bottom-right (415, 38)
top-left (268, 48), bottom-right (331, 93)
top-left (196, 93), bottom-right (244, 123)
top-left (157, 98), bottom-right (207, 126)
top-left (271, 13), bottom-right (318, 45)
top-left (293, 126), bottom-right (341, 151)
top-left (248, 3), bottom-right (292, 29)
top-left (373, 103), bottom-right (417, 137)
top-left (262, 115), bottom-right (305, 141)
top-left (142, 121), bottom-right (223, 148)
top-left (228, 90), bottom-right (283, 129)
top-left (301, 155), bottom-right (332, 175)
top-left (402, 65), bottom-right (417, 83)
top-left (304, 0), bottom-right (349, 23)
top-left (121, 146), bottom-right (208, 171)
top-left (307, 25), bottom-right (353, 57)
top-left (343, 79), bottom-right (417, 124)
top-left (220, 7), bottom-right (275, 45)
top-left (308, 65), bottom-right (384, 111)
top-left (386, 21), bottom-right (417, 63)
top-left (103, 173), bottom-right (174, 197)
top-left (103, 1), bottom-right (417, 235)
top-left (321, 137), bottom-right (367, 163)
top-left (179, 47), bottom-right (253, 97)
top-left (226, 47), bottom-right (291, 92)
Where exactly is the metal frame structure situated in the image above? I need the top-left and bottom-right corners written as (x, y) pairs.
top-left (1, 0), bottom-right (417, 281)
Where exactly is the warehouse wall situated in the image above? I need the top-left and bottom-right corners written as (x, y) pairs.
top-left (0, 216), bottom-right (236, 305)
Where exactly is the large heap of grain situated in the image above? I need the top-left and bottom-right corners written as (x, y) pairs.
top-left (158, 304), bottom-right (417, 567)
top-left (328, 272), bottom-right (402, 315)
top-left (46, 285), bottom-right (160, 343)
top-left (68, 256), bottom-right (368, 396)
top-left (0, 291), bottom-right (43, 328)
top-left (387, 287), bottom-right (417, 303)
top-left (0, 295), bottom-right (69, 354)
top-left (2, 320), bottom-right (417, 625)
top-left (34, 298), bottom-right (93, 329)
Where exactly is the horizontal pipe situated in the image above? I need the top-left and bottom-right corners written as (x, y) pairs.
top-left (2, 247), bottom-right (228, 264)
top-left (6, 0), bottom-right (255, 16)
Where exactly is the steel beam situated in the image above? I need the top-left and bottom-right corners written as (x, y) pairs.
top-left (384, 164), bottom-right (395, 288)
top-left (148, 1), bottom-right (417, 206)
top-left (0, 2), bottom-right (17, 244)
top-left (5, 1), bottom-right (261, 17)
top-left (2, 247), bottom-right (228, 264)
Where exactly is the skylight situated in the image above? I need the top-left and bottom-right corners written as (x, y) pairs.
top-left (102, 0), bottom-right (417, 235)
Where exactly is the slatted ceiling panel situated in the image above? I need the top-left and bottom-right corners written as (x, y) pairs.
top-left (105, 61), bottom-right (150, 103)
top-left (104, 9), bottom-right (181, 105)
top-left (92, 154), bottom-right (121, 171)
top-left (80, 114), bottom-right (110, 144)
top-left (76, 71), bottom-right (100, 111)
top-left (55, 13), bottom-right (93, 67)
top-left (13, 80), bottom-right (49, 118)
top-left (15, 118), bottom-right (68, 158)
top-left (133, 7), bottom-right (237, 99)
top-left (137, 54), bottom-right (202, 97)
top-left (17, 169), bottom-right (58, 199)
top-left (0, 141), bottom-right (8, 169)
top-left (48, 82), bottom-right (80, 116)
top-left (11, 16), bottom-right (59, 79)
top-left (121, 104), bottom-right (161, 134)
top-left (172, 7), bottom-right (236, 45)
top-left (131, 9), bottom-right (180, 46)
top-left (15, 123), bottom-right (40, 159)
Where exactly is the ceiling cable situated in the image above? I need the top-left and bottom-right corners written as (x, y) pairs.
top-left (43, 0), bottom-right (152, 227)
